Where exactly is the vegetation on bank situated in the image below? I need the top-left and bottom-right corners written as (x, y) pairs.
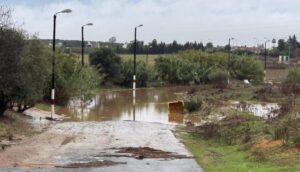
top-left (180, 132), bottom-right (300, 172)
top-left (0, 7), bottom-right (100, 115)
top-left (179, 74), bottom-right (300, 171)
top-left (91, 48), bottom-right (264, 88)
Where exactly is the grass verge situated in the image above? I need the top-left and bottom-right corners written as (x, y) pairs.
top-left (179, 132), bottom-right (300, 172)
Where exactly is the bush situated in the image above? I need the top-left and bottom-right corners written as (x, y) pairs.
top-left (207, 69), bottom-right (228, 88)
top-left (0, 28), bottom-right (51, 113)
top-left (293, 134), bottom-right (300, 148)
top-left (231, 57), bottom-right (264, 83)
top-left (154, 50), bottom-right (264, 85)
top-left (119, 60), bottom-right (150, 87)
top-left (250, 149), bottom-right (267, 162)
top-left (285, 68), bottom-right (300, 85)
top-left (196, 123), bottom-right (220, 139)
top-left (54, 54), bottom-right (100, 105)
top-left (273, 124), bottom-right (289, 141)
top-left (283, 68), bottom-right (300, 94)
top-left (89, 48), bottom-right (122, 84)
top-left (184, 97), bottom-right (202, 112)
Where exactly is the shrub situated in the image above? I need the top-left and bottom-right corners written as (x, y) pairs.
top-left (273, 125), bottom-right (289, 141)
top-left (184, 97), bottom-right (202, 112)
top-left (119, 60), bottom-right (150, 87)
top-left (89, 48), bottom-right (122, 84)
top-left (231, 57), bottom-right (264, 83)
top-left (54, 54), bottom-right (100, 105)
top-left (285, 68), bottom-right (300, 85)
top-left (0, 28), bottom-right (51, 113)
top-left (282, 68), bottom-right (300, 94)
top-left (250, 149), bottom-right (267, 162)
top-left (207, 69), bottom-right (228, 88)
top-left (293, 135), bottom-right (300, 147)
top-left (154, 50), bottom-right (264, 85)
top-left (196, 123), bottom-right (220, 139)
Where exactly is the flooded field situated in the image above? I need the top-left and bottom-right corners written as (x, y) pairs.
top-left (60, 87), bottom-right (193, 124)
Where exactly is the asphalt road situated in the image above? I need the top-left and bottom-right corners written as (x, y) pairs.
top-left (0, 121), bottom-right (203, 172)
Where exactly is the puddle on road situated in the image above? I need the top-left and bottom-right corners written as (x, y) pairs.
top-left (56, 160), bottom-right (126, 168)
top-left (59, 86), bottom-right (196, 124)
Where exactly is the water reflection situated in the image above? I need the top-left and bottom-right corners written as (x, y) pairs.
top-left (169, 113), bottom-right (184, 123)
top-left (60, 87), bottom-right (193, 124)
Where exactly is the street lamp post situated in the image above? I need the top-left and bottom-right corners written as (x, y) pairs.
top-left (51, 9), bottom-right (72, 119)
top-left (264, 41), bottom-right (267, 70)
top-left (133, 24), bottom-right (143, 121)
top-left (133, 25), bottom-right (143, 96)
top-left (81, 23), bottom-right (93, 66)
top-left (264, 39), bottom-right (270, 81)
top-left (228, 37), bottom-right (234, 84)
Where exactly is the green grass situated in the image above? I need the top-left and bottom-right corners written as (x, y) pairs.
top-left (180, 132), bottom-right (300, 172)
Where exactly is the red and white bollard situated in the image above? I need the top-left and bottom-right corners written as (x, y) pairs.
top-left (133, 75), bottom-right (136, 105)
top-left (51, 89), bottom-right (55, 119)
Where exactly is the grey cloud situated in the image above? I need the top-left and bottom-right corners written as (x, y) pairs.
top-left (7, 0), bottom-right (300, 45)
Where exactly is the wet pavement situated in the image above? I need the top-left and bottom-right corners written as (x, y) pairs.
top-left (0, 121), bottom-right (203, 172)
top-left (0, 87), bottom-right (204, 171)
top-left (60, 87), bottom-right (193, 124)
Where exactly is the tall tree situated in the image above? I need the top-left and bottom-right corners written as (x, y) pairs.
top-left (277, 39), bottom-right (285, 52)
top-left (89, 48), bottom-right (122, 84)
top-left (150, 39), bottom-right (158, 54)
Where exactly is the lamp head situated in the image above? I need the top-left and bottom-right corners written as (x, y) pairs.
top-left (61, 9), bottom-right (72, 13)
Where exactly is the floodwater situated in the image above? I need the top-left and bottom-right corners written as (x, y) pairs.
top-left (232, 101), bottom-right (280, 119)
top-left (60, 86), bottom-right (193, 124)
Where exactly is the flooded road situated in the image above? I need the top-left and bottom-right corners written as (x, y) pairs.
top-left (0, 87), bottom-right (205, 171)
top-left (60, 87), bottom-right (192, 124)
top-left (0, 121), bottom-right (203, 172)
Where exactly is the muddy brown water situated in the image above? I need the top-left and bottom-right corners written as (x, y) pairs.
top-left (60, 86), bottom-right (195, 124)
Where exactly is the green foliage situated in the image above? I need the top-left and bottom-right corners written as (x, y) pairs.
top-left (231, 57), bottom-right (264, 83)
top-left (89, 48), bottom-right (122, 84)
top-left (207, 69), bottom-right (228, 88)
top-left (54, 54), bottom-right (100, 105)
top-left (292, 131), bottom-right (300, 148)
top-left (181, 133), bottom-right (294, 172)
top-left (17, 38), bottom-right (51, 106)
top-left (154, 50), bottom-right (263, 85)
top-left (119, 60), bottom-right (150, 87)
top-left (282, 68), bottom-right (300, 94)
top-left (0, 27), bottom-right (51, 113)
top-left (184, 97), bottom-right (202, 112)
top-left (285, 68), bottom-right (300, 85)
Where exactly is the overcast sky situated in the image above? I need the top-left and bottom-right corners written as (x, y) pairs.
top-left (2, 0), bottom-right (300, 46)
